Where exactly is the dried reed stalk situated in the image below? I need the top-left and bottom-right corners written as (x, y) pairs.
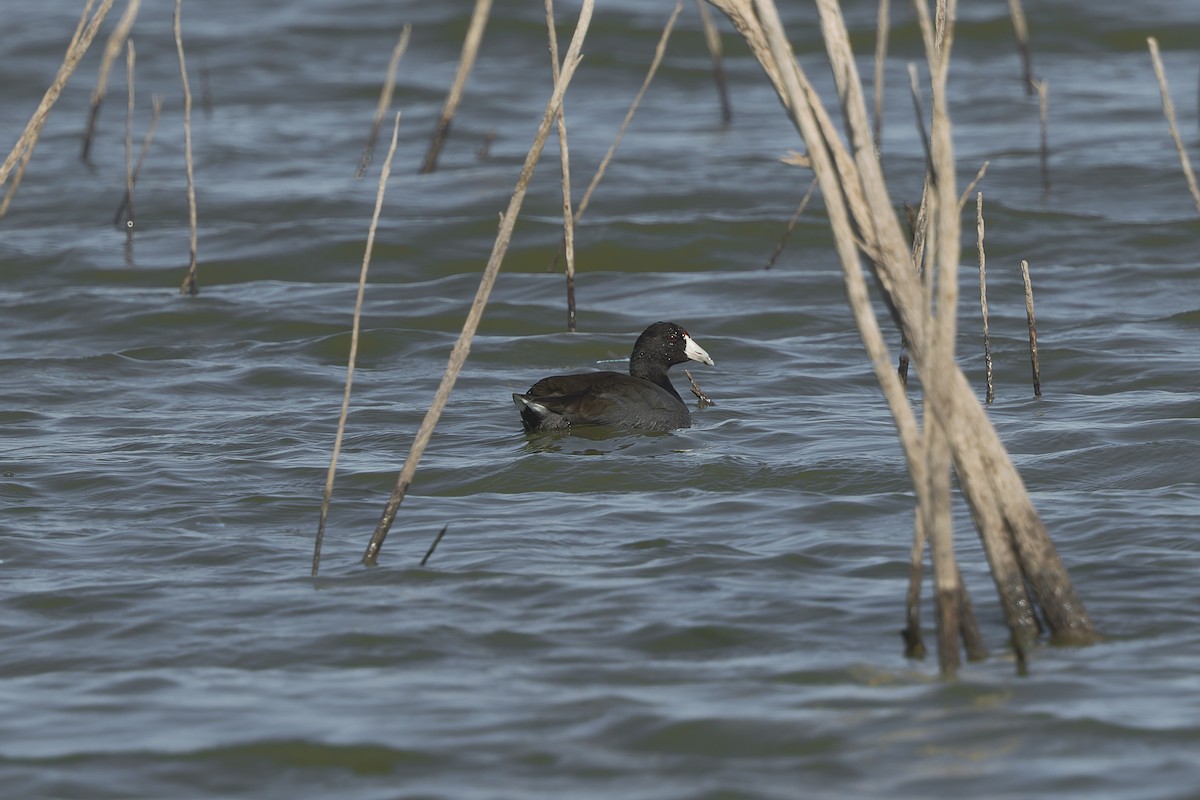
top-left (696, 0), bottom-right (733, 123)
top-left (545, 0), bottom-right (577, 332)
top-left (357, 25), bottom-right (411, 179)
top-left (311, 113), bottom-right (402, 578)
top-left (1147, 37), bottom-right (1200, 216)
top-left (1006, 0), bottom-right (1034, 94)
top-left (174, 0), bottom-right (199, 295)
top-left (872, 0), bottom-right (890, 154)
top-left (1019, 259), bottom-right (1042, 398)
top-left (420, 524), bottom-right (450, 567)
top-left (82, 0), bottom-right (142, 163)
top-left (420, 0), bottom-right (492, 174)
top-left (977, 192), bottom-right (994, 404)
top-left (1, 0), bottom-right (116, 219)
top-left (123, 40), bottom-right (135, 245)
top-left (550, 0), bottom-right (683, 271)
top-left (1034, 78), bottom-right (1049, 198)
top-left (764, 176), bottom-right (817, 269)
top-left (362, 0), bottom-right (595, 567)
top-left (684, 368), bottom-right (714, 406)
top-left (709, 0), bottom-right (1092, 672)
top-left (113, 94), bottom-right (162, 232)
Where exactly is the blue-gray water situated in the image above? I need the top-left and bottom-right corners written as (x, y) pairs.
top-left (3, 1), bottom-right (1199, 798)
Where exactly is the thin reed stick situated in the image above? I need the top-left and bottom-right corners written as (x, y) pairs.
top-left (357, 25), bottom-right (411, 179)
top-left (1034, 78), bottom-right (1049, 198)
top-left (1019, 259), bottom-right (1041, 398)
top-left (123, 40), bottom-right (135, 245)
top-left (872, 0), bottom-right (890, 155)
top-left (363, 0), bottom-right (595, 567)
top-left (977, 193), bottom-right (993, 404)
top-left (1, 0), bottom-right (115, 219)
top-left (82, 0), bottom-right (142, 163)
top-left (420, 524), bottom-right (450, 567)
top-left (545, 0), bottom-right (577, 332)
top-left (113, 94), bottom-right (162, 232)
top-left (684, 368), bottom-right (714, 407)
top-left (764, 176), bottom-right (817, 269)
top-left (174, 0), bottom-right (199, 295)
top-left (1148, 37), bottom-right (1200, 215)
top-left (958, 160), bottom-right (988, 210)
top-left (696, 0), bottom-right (733, 123)
top-left (550, 0), bottom-right (683, 270)
top-left (312, 113), bottom-right (403, 578)
top-left (1006, 0), bottom-right (1034, 94)
top-left (420, 0), bottom-right (492, 174)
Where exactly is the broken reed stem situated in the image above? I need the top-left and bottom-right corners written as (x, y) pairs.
top-left (977, 192), bottom-right (994, 404)
top-left (82, 0), bottom-right (142, 164)
top-left (174, 0), bottom-right (199, 295)
top-left (362, 0), bottom-right (595, 567)
top-left (545, 0), bottom-right (578, 332)
top-left (1019, 259), bottom-right (1042, 398)
top-left (550, 0), bottom-right (683, 270)
top-left (1006, 0), bottom-right (1034, 94)
top-left (1034, 78), bottom-right (1049, 198)
top-left (695, 0), bottom-right (733, 123)
top-left (420, 0), bottom-right (492, 174)
top-left (958, 160), bottom-right (988, 211)
top-left (764, 176), bottom-right (817, 269)
top-left (357, 25), bottom-right (411, 179)
top-left (1, 0), bottom-right (116, 220)
top-left (1148, 37), bottom-right (1200, 216)
top-left (419, 524), bottom-right (450, 568)
top-left (872, 0), bottom-right (890, 155)
top-left (113, 94), bottom-right (162, 232)
top-left (311, 113), bottom-right (403, 578)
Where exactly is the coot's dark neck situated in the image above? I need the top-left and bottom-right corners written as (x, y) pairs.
top-left (629, 355), bottom-right (683, 402)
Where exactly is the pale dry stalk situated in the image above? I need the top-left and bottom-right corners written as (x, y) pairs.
top-left (362, 0), bottom-right (595, 567)
top-left (357, 25), bottom-right (411, 179)
top-left (977, 192), bottom-right (994, 404)
top-left (312, 112), bottom-right (403, 578)
top-left (1147, 37), bottom-right (1200, 216)
top-left (420, 0), bottom-right (492, 174)
top-left (1020, 259), bottom-right (1042, 397)
top-left (1006, 0), bottom-right (1034, 94)
top-left (872, 0), bottom-right (890, 154)
top-left (82, 0), bottom-right (142, 163)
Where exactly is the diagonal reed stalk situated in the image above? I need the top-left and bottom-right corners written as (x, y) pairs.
top-left (357, 25), bottom-right (411, 179)
top-left (1147, 37), bottom-right (1200, 216)
top-left (312, 112), bottom-right (403, 578)
top-left (82, 0), bottom-right (142, 164)
top-left (362, 0), bottom-right (595, 567)
top-left (708, 0), bottom-right (1093, 673)
top-left (1, 0), bottom-right (115, 220)
top-left (113, 94), bottom-right (162, 233)
top-left (420, 0), bottom-right (492, 174)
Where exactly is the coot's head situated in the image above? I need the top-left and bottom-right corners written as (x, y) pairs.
top-left (630, 321), bottom-right (715, 369)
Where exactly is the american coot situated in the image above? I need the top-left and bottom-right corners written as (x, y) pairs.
top-left (513, 321), bottom-right (715, 432)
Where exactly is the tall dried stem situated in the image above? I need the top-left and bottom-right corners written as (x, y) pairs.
top-left (1148, 37), bottom-right (1200, 216)
top-left (420, 0), bottom-right (492, 174)
top-left (363, 0), bottom-right (595, 567)
top-left (312, 113), bottom-right (403, 578)
top-left (357, 26), bottom-right (411, 179)
top-left (82, 0), bottom-right (142, 163)
top-left (545, 0), bottom-right (577, 331)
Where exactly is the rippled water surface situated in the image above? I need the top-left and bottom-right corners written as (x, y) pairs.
top-left (3, 1), bottom-right (1199, 798)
